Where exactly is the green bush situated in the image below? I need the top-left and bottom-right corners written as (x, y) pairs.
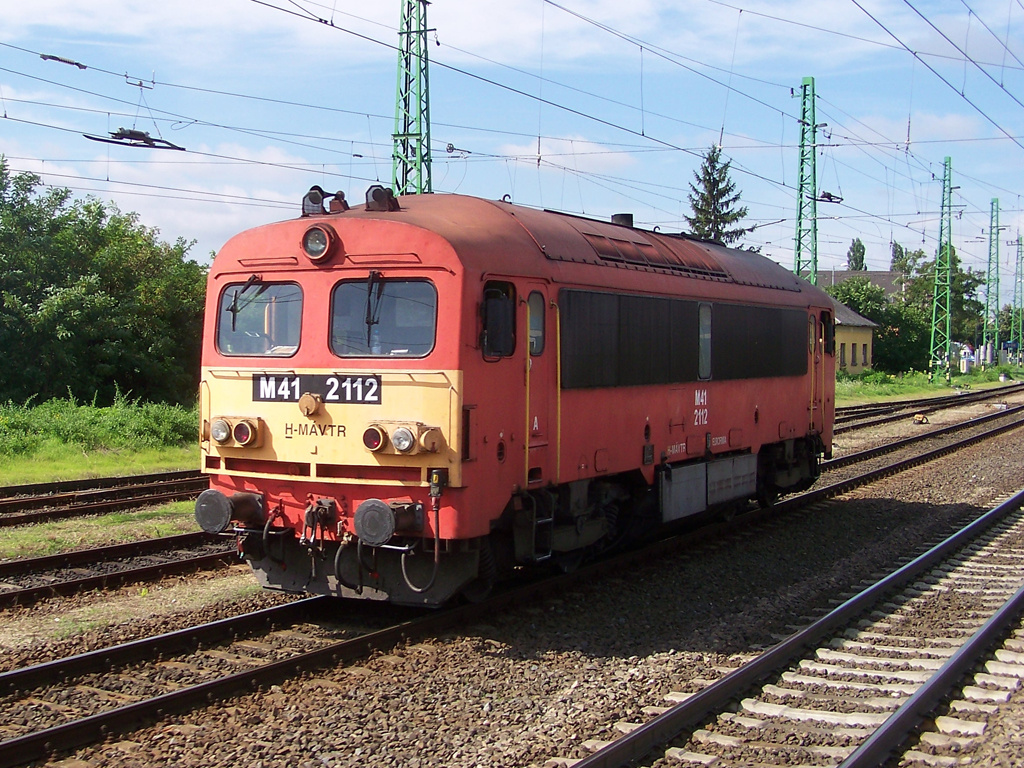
top-left (0, 393), bottom-right (196, 457)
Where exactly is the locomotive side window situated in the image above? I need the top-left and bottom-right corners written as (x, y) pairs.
top-left (821, 310), bottom-right (835, 354)
top-left (560, 289), bottom-right (808, 388)
top-left (217, 280), bottom-right (302, 357)
top-left (528, 292), bottom-right (545, 355)
top-left (698, 303), bottom-right (712, 380)
top-left (481, 281), bottom-right (516, 358)
top-left (330, 277), bottom-right (437, 358)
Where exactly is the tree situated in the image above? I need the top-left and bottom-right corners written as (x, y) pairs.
top-left (826, 276), bottom-right (930, 372)
top-left (0, 158), bottom-right (207, 405)
top-left (846, 238), bottom-right (866, 270)
top-left (890, 241), bottom-right (925, 295)
top-left (898, 245), bottom-right (984, 345)
top-left (685, 145), bottom-right (751, 246)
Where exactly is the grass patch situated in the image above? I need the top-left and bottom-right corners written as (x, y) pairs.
top-left (0, 394), bottom-right (198, 485)
top-left (0, 501), bottom-right (198, 561)
top-left (1, 444), bottom-right (197, 486)
top-left (835, 365), bottom-right (1024, 406)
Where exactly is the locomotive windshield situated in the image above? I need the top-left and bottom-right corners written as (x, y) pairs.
top-left (216, 280), bottom-right (302, 356)
top-left (330, 278), bottom-right (437, 357)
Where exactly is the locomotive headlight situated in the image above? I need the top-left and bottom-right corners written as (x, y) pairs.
top-left (232, 419), bottom-right (258, 446)
top-left (363, 425), bottom-right (387, 452)
top-left (301, 224), bottom-right (337, 263)
top-left (211, 418), bottom-right (232, 444)
top-left (391, 426), bottom-right (416, 453)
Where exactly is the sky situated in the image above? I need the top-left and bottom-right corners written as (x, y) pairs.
top-left (2, 0), bottom-right (1024, 307)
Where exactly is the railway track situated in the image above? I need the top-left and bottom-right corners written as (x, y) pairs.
top-left (4, 406), bottom-right (1021, 611)
top-left (833, 381), bottom-right (1024, 435)
top-left (1, 414), bottom-right (1022, 766)
top-left (0, 533), bottom-right (236, 608)
top-left (0, 399), bottom-right (1019, 616)
top-left (558, 487), bottom-right (1024, 768)
top-left (0, 470), bottom-right (207, 528)
top-left (0, 385), bottom-right (1012, 529)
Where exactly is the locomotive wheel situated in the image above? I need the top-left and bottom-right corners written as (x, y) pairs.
top-left (757, 486), bottom-right (779, 509)
top-left (462, 537), bottom-right (497, 602)
top-left (553, 549), bottom-right (585, 573)
top-left (461, 576), bottom-right (494, 603)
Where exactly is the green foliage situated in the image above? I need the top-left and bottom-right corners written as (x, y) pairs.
top-left (0, 158), bottom-right (207, 405)
top-left (0, 392), bottom-right (197, 457)
top-left (685, 145), bottom-right (751, 246)
top-left (890, 241), bottom-right (984, 345)
top-left (846, 238), bottom-right (866, 270)
top-left (826, 277), bottom-right (930, 373)
top-left (830, 241), bottom-right (989, 375)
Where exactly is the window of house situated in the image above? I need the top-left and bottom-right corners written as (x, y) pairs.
top-left (863, 344), bottom-right (868, 366)
top-left (840, 342), bottom-right (847, 368)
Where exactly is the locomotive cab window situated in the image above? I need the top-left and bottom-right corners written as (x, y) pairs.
top-left (481, 281), bottom-right (516, 358)
top-left (330, 276), bottom-right (437, 358)
top-left (217, 280), bottom-right (302, 357)
top-left (528, 292), bottom-right (545, 355)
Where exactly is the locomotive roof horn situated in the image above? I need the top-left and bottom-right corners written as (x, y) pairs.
top-left (365, 185), bottom-right (401, 212)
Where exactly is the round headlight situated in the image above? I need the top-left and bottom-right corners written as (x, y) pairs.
top-left (301, 225), bottom-right (335, 263)
top-left (233, 419), bottom-right (258, 446)
top-left (363, 425), bottom-right (387, 452)
top-left (211, 419), bottom-right (231, 444)
top-left (391, 426), bottom-right (415, 453)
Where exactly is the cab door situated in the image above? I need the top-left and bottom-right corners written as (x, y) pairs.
top-left (524, 285), bottom-right (556, 487)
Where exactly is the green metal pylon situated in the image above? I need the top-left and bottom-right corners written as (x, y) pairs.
top-left (392, 0), bottom-right (432, 195)
top-left (793, 76), bottom-right (818, 285)
top-left (1012, 234), bottom-right (1023, 363)
top-left (984, 198), bottom-right (1000, 355)
top-left (929, 157), bottom-right (953, 378)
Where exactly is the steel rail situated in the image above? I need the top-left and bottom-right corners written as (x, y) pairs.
top-left (833, 381), bottom-right (1023, 424)
top-left (0, 531), bottom-right (216, 578)
top-left (0, 476), bottom-right (206, 513)
top-left (2, 412), bottom-right (1021, 766)
top-left (0, 549), bottom-right (237, 609)
top-left (570, 487), bottom-right (1024, 768)
top-left (835, 384), bottom-right (1023, 435)
top-left (823, 403), bottom-right (1024, 471)
top-left (840, 580), bottom-right (1024, 767)
top-left (0, 597), bottom-right (325, 695)
top-left (799, 413), bottom-right (1024, 508)
top-left (0, 470), bottom-right (203, 500)
top-left (0, 488), bottom-right (206, 528)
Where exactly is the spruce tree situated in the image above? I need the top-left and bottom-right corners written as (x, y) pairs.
top-left (685, 145), bottom-right (751, 246)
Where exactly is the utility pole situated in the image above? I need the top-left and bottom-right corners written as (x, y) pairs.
top-left (1013, 234), bottom-right (1023, 363)
top-left (984, 198), bottom-right (1001, 358)
top-left (929, 157), bottom-right (953, 380)
top-left (793, 76), bottom-right (818, 285)
top-left (392, 0), bottom-right (432, 195)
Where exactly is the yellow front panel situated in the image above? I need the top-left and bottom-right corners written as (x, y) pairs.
top-left (200, 367), bottom-right (463, 487)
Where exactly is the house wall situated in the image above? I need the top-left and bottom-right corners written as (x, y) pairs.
top-left (837, 326), bottom-right (874, 373)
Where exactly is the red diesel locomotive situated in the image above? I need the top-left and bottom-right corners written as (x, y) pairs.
top-left (195, 186), bottom-right (836, 605)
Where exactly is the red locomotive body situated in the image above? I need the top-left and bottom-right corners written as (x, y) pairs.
top-left (195, 188), bottom-right (835, 605)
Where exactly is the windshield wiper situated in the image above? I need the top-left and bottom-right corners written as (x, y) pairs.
top-left (364, 270), bottom-right (384, 347)
top-left (226, 274), bottom-right (264, 332)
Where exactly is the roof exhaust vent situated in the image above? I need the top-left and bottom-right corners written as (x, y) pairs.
top-left (611, 213), bottom-right (633, 227)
